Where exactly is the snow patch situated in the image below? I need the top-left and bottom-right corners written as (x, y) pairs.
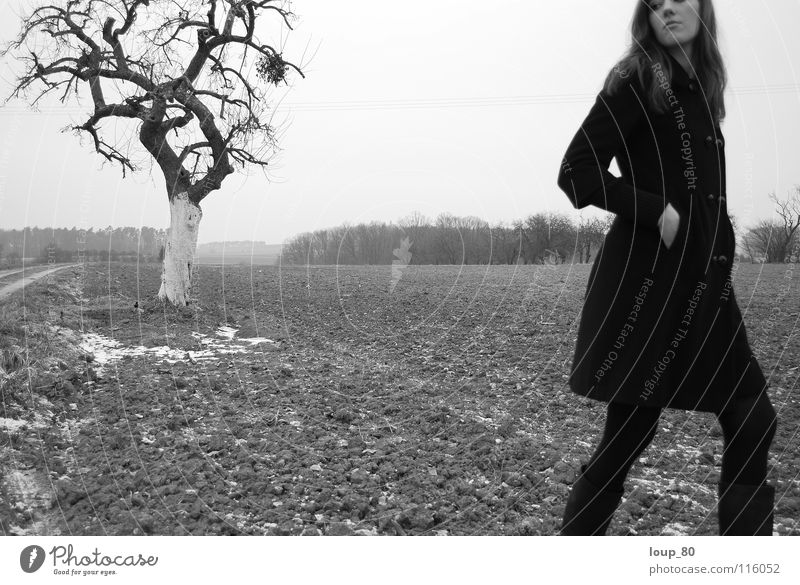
top-left (0, 418), bottom-right (27, 433)
top-left (79, 328), bottom-right (275, 376)
top-left (216, 325), bottom-right (237, 339)
top-left (208, 326), bottom-right (272, 346)
top-left (0, 411), bottom-right (53, 435)
top-left (661, 522), bottom-right (691, 536)
top-left (629, 477), bottom-right (666, 496)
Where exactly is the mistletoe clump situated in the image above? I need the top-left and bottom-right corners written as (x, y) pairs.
top-left (256, 52), bottom-right (289, 86)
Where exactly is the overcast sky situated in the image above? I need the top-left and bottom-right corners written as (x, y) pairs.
top-left (1, 0), bottom-right (799, 245)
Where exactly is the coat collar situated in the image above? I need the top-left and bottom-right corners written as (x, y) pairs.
top-left (664, 52), bottom-right (697, 90)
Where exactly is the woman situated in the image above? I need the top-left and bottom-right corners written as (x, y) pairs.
top-left (555, 0), bottom-right (778, 536)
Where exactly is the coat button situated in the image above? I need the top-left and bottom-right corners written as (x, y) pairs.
top-left (716, 138), bottom-right (724, 148)
top-left (688, 81), bottom-right (698, 92)
top-left (705, 136), bottom-right (714, 147)
top-left (719, 195), bottom-right (726, 204)
top-left (716, 255), bottom-right (728, 265)
top-left (707, 193), bottom-right (716, 201)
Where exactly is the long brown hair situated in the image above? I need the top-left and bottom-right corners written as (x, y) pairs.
top-left (604, 0), bottom-right (727, 123)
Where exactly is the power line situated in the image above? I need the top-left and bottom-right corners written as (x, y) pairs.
top-left (276, 84), bottom-right (800, 112)
top-left (0, 83), bottom-right (797, 115)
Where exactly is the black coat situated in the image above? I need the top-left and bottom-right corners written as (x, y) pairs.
top-left (556, 53), bottom-right (767, 413)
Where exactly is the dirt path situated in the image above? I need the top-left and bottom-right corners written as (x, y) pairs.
top-left (0, 264), bottom-right (82, 300)
top-left (0, 267), bottom-right (27, 279)
top-left (0, 263), bottom-right (82, 535)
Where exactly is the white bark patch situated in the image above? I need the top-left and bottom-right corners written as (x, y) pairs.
top-left (158, 192), bottom-right (202, 306)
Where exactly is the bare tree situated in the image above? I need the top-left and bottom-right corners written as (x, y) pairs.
top-left (280, 231), bottom-right (314, 264)
top-left (522, 212), bottom-right (576, 264)
top-left (743, 220), bottom-right (785, 263)
top-left (576, 214), bottom-right (612, 263)
top-left (455, 215), bottom-right (489, 264)
top-left (398, 210), bottom-right (428, 231)
top-left (4, 0), bottom-right (305, 305)
top-left (741, 189), bottom-right (800, 263)
top-left (768, 188), bottom-right (800, 263)
top-left (434, 213), bottom-right (460, 264)
top-left (489, 221), bottom-right (520, 265)
top-left (398, 211), bottom-right (428, 264)
top-left (336, 224), bottom-right (358, 265)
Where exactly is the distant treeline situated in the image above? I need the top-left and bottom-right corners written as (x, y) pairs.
top-left (281, 212), bottom-right (616, 266)
top-left (281, 209), bottom-right (800, 265)
top-left (0, 227), bottom-right (166, 265)
top-left (3, 205), bottom-right (795, 269)
top-left (197, 241), bottom-right (282, 255)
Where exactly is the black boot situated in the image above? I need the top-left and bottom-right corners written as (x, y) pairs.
top-left (718, 480), bottom-right (775, 536)
top-left (560, 464), bottom-right (625, 535)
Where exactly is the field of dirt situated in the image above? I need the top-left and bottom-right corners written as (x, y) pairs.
top-left (0, 261), bottom-right (798, 535)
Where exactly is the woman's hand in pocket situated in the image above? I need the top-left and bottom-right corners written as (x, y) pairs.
top-left (657, 203), bottom-right (681, 249)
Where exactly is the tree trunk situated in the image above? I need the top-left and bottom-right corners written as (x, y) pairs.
top-left (158, 191), bottom-right (202, 306)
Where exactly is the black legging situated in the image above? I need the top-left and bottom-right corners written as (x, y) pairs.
top-left (583, 392), bottom-right (778, 491)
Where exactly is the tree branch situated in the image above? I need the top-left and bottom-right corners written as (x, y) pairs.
top-left (174, 88), bottom-right (234, 202)
top-left (6, 0), bottom-right (303, 200)
top-left (73, 123), bottom-right (134, 175)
